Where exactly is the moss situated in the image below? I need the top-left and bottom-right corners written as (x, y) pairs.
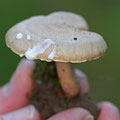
top-left (30, 60), bottom-right (100, 120)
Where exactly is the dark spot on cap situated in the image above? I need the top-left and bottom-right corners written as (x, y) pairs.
top-left (73, 38), bottom-right (77, 40)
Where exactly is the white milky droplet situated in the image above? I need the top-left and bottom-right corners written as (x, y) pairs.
top-left (25, 39), bottom-right (55, 60)
top-left (48, 46), bottom-right (56, 59)
top-left (26, 34), bottom-right (31, 40)
top-left (19, 54), bottom-right (24, 57)
top-left (16, 33), bottom-right (23, 39)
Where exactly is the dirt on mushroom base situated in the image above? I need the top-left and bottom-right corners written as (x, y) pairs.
top-left (29, 61), bottom-right (100, 120)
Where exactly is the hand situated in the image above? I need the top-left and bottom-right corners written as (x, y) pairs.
top-left (0, 59), bottom-right (119, 120)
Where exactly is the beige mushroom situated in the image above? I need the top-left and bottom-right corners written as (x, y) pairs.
top-left (5, 11), bottom-right (107, 97)
top-left (48, 11), bottom-right (89, 30)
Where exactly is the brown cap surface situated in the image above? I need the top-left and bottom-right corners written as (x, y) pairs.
top-left (5, 11), bottom-right (107, 63)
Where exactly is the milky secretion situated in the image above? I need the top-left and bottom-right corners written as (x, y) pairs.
top-left (26, 34), bottom-right (31, 40)
top-left (16, 33), bottom-right (23, 39)
top-left (19, 54), bottom-right (24, 57)
top-left (25, 39), bottom-right (56, 60)
top-left (48, 46), bottom-right (56, 59)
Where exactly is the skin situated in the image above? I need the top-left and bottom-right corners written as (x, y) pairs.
top-left (0, 59), bottom-right (119, 120)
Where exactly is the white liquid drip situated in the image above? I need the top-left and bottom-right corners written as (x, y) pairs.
top-left (48, 46), bottom-right (56, 59)
top-left (16, 33), bottom-right (23, 39)
top-left (19, 54), bottom-right (24, 57)
top-left (26, 34), bottom-right (31, 40)
top-left (25, 39), bottom-right (55, 60)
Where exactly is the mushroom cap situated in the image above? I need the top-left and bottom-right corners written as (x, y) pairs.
top-left (5, 11), bottom-right (107, 63)
top-left (48, 11), bottom-right (89, 30)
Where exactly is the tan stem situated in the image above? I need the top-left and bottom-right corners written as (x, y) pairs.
top-left (55, 62), bottom-right (80, 97)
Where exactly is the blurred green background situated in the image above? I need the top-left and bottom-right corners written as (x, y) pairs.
top-left (0, 0), bottom-right (120, 109)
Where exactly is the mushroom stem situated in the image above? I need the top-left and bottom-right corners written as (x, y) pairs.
top-left (55, 62), bottom-right (80, 97)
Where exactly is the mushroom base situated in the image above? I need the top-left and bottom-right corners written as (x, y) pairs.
top-left (29, 63), bottom-right (100, 120)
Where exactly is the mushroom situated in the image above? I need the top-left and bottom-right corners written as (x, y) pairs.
top-left (48, 11), bottom-right (89, 30)
top-left (5, 11), bottom-right (107, 97)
